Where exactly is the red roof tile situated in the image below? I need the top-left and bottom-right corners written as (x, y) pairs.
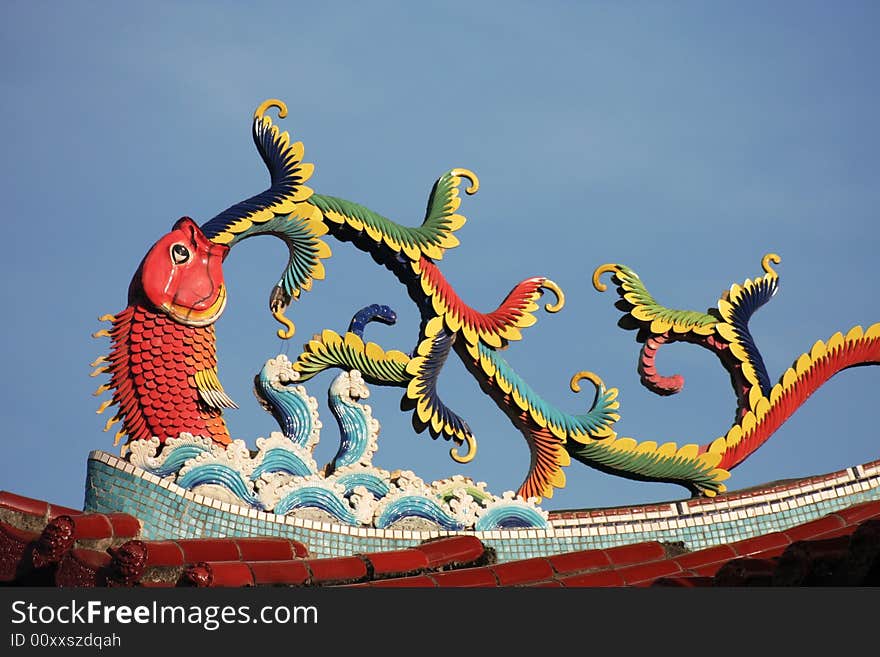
top-left (831, 499), bottom-right (880, 525)
top-left (489, 557), bottom-right (555, 586)
top-left (62, 513), bottom-right (113, 540)
top-left (729, 532), bottom-right (790, 558)
top-left (362, 548), bottom-right (429, 577)
top-left (368, 574), bottom-right (437, 588)
top-left (782, 515), bottom-right (845, 542)
top-left (413, 535), bottom-right (486, 569)
top-left (0, 491), bottom-right (52, 518)
top-left (616, 559), bottom-right (683, 586)
top-left (674, 544), bottom-right (738, 570)
top-left (0, 492), bottom-right (82, 521)
top-left (175, 538), bottom-right (242, 563)
top-left (236, 537), bottom-right (308, 561)
top-left (104, 513), bottom-right (142, 538)
top-left (430, 567), bottom-right (498, 587)
top-left (308, 556), bottom-right (368, 585)
top-left (604, 541), bottom-right (668, 566)
top-left (248, 560), bottom-right (311, 586)
top-left (122, 540), bottom-right (185, 567)
top-left (558, 569), bottom-right (626, 587)
top-left (548, 548), bottom-right (610, 574)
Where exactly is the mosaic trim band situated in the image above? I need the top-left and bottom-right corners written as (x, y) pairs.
top-left (85, 451), bottom-right (880, 562)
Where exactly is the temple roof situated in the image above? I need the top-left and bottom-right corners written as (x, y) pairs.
top-left (3, 488), bottom-right (877, 587)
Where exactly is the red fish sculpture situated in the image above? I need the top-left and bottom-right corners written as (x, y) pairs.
top-left (94, 217), bottom-right (236, 448)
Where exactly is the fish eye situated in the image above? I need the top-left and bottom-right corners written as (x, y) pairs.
top-left (171, 243), bottom-right (191, 265)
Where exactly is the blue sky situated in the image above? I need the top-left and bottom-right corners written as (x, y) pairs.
top-left (1, 1), bottom-right (877, 512)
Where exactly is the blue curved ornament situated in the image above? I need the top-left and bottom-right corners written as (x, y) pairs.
top-left (335, 472), bottom-right (391, 499)
top-left (474, 505), bottom-right (548, 530)
top-left (141, 444), bottom-right (211, 478)
top-left (326, 373), bottom-right (375, 472)
top-left (254, 358), bottom-right (317, 448)
top-left (273, 486), bottom-right (358, 525)
top-left (177, 463), bottom-right (264, 510)
top-left (374, 496), bottom-right (465, 530)
top-left (251, 448), bottom-right (316, 480)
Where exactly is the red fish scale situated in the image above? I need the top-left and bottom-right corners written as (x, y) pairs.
top-left (719, 335), bottom-right (880, 470)
top-left (107, 305), bottom-right (231, 446)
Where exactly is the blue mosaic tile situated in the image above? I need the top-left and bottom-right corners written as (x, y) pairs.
top-left (83, 456), bottom-right (880, 562)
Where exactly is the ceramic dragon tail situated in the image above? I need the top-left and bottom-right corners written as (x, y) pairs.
top-left (587, 256), bottom-right (880, 488)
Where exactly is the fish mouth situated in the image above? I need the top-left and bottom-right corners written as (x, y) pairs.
top-left (161, 284), bottom-right (227, 327)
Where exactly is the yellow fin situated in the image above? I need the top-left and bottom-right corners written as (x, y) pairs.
top-left (344, 332), bottom-right (365, 352)
top-left (754, 396), bottom-right (770, 421)
top-left (726, 425), bottom-right (742, 448)
top-left (770, 383), bottom-right (783, 405)
top-left (846, 325), bottom-right (864, 342)
top-left (710, 468), bottom-right (731, 482)
top-left (708, 437), bottom-right (726, 454)
top-left (658, 442), bottom-right (678, 457)
top-left (715, 322), bottom-right (737, 343)
top-left (795, 353), bottom-right (812, 375)
top-left (321, 329), bottom-right (342, 346)
top-left (748, 385), bottom-right (763, 411)
top-left (613, 437), bottom-right (637, 452)
top-left (741, 411), bottom-right (756, 436)
top-left (364, 341), bottom-right (385, 362)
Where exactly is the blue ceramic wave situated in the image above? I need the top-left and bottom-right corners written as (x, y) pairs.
top-left (255, 361), bottom-right (316, 448)
top-left (142, 444), bottom-right (210, 478)
top-left (327, 380), bottom-right (372, 471)
top-left (375, 496), bottom-right (465, 530)
top-left (335, 472), bottom-right (391, 499)
top-left (176, 463), bottom-right (264, 509)
top-left (273, 486), bottom-right (358, 524)
top-left (251, 448), bottom-right (316, 480)
top-left (475, 505), bottom-right (548, 530)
